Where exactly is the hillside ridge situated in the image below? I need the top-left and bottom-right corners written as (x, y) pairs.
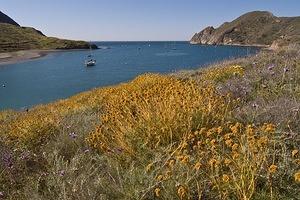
top-left (0, 11), bottom-right (19, 26)
top-left (190, 11), bottom-right (300, 48)
top-left (0, 11), bottom-right (97, 52)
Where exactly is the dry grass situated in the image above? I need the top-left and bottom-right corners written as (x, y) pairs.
top-left (0, 46), bottom-right (299, 199)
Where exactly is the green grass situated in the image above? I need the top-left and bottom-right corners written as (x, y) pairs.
top-left (0, 23), bottom-right (91, 52)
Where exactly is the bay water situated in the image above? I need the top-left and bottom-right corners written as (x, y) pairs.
top-left (0, 41), bottom-right (259, 110)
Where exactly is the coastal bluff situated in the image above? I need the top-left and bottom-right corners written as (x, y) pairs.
top-left (190, 11), bottom-right (300, 48)
top-left (0, 11), bottom-right (97, 52)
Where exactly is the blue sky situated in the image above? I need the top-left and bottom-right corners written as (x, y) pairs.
top-left (1, 0), bottom-right (299, 41)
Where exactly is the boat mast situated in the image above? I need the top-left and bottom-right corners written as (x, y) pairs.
top-left (89, 42), bottom-right (92, 57)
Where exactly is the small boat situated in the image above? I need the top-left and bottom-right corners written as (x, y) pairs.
top-left (85, 43), bottom-right (96, 67)
top-left (172, 41), bottom-right (177, 50)
top-left (85, 59), bottom-right (96, 67)
top-left (85, 55), bottom-right (96, 67)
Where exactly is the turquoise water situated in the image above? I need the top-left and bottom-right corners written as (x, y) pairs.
top-left (0, 41), bottom-right (259, 110)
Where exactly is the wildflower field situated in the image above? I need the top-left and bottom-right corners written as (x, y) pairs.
top-left (0, 45), bottom-right (299, 199)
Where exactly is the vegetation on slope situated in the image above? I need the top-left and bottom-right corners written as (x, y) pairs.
top-left (190, 11), bottom-right (300, 48)
top-left (0, 45), bottom-right (300, 199)
top-left (0, 11), bottom-right (97, 52)
top-left (0, 23), bottom-right (97, 52)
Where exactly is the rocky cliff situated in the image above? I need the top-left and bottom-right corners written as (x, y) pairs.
top-left (190, 11), bottom-right (300, 48)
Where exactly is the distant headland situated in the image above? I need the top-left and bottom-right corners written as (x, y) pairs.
top-left (190, 11), bottom-right (300, 49)
top-left (0, 11), bottom-right (97, 64)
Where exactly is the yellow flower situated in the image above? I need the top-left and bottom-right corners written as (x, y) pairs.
top-left (209, 158), bottom-right (220, 167)
top-left (156, 174), bottom-right (163, 181)
top-left (181, 155), bottom-right (190, 164)
top-left (263, 123), bottom-right (276, 133)
top-left (197, 141), bottom-right (202, 147)
top-left (294, 171), bottom-right (300, 183)
top-left (181, 141), bottom-right (188, 149)
top-left (232, 152), bottom-right (239, 160)
top-left (224, 158), bottom-right (232, 166)
top-left (168, 159), bottom-right (176, 168)
top-left (225, 139), bottom-right (233, 147)
top-left (268, 164), bottom-right (278, 174)
top-left (246, 124), bottom-right (254, 136)
top-left (292, 149), bottom-right (299, 158)
top-left (230, 123), bottom-right (241, 134)
top-left (209, 158), bottom-right (217, 167)
top-left (224, 133), bottom-right (232, 140)
top-left (146, 163), bottom-right (153, 172)
top-left (177, 155), bottom-right (184, 161)
top-left (293, 159), bottom-right (300, 165)
top-left (232, 143), bottom-right (239, 151)
top-left (217, 126), bottom-right (223, 134)
top-left (210, 139), bottom-right (217, 146)
top-left (164, 170), bottom-right (172, 180)
top-left (257, 136), bottom-right (268, 147)
top-left (206, 129), bottom-right (214, 137)
top-left (177, 185), bottom-right (187, 199)
top-left (199, 128), bottom-right (206, 135)
top-left (222, 174), bottom-right (230, 183)
top-left (154, 187), bottom-right (161, 197)
top-left (194, 162), bottom-right (202, 170)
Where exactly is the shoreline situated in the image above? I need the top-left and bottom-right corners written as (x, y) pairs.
top-left (0, 48), bottom-right (262, 112)
top-left (0, 43), bottom-right (267, 66)
top-left (0, 49), bottom-right (90, 65)
top-left (0, 50), bottom-right (54, 65)
top-left (190, 42), bottom-right (270, 49)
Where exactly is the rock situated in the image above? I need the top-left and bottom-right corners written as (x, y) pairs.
top-left (90, 44), bottom-right (99, 49)
top-left (191, 26), bottom-right (215, 44)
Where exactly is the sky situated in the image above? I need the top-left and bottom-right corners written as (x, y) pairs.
top-left (1, 0), bottom-right (299, 41)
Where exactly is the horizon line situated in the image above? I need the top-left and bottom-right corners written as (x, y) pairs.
top-left (89, 40), bottom-right (189, 42)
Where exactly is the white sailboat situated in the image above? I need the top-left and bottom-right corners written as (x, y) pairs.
top-left (85, 43), bottom-right (96, 67)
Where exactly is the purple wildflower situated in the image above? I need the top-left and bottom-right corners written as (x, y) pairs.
top-left (58, 170), bottom-right (65, 177)
top-left (114, 147), bottom-right (124, 154)
top-left (20, 151), bottom-right (30, 160)
top-left (1, 151), bottom-right (13, 169)
top-left (69, 132), bottom-right (77, 139)
top-left (0, 191), bottom-right (4, 198)
top-left (268, 64), bottom-right (275, 70)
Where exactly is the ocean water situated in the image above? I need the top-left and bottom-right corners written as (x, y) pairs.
top-left (0, 41), bottom-right (259, 110)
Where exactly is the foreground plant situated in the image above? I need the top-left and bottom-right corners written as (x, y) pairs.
top-left (0, 47), bottom-right (299, 199)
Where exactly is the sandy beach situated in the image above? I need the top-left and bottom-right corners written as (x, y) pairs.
top-left (0, 50), bottom-right (55, 65)
top-left (0, 49), bottom-right (90, 65)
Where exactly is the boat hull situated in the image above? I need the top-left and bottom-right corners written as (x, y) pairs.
top-left (85, 60), bottom-right (96, 67)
